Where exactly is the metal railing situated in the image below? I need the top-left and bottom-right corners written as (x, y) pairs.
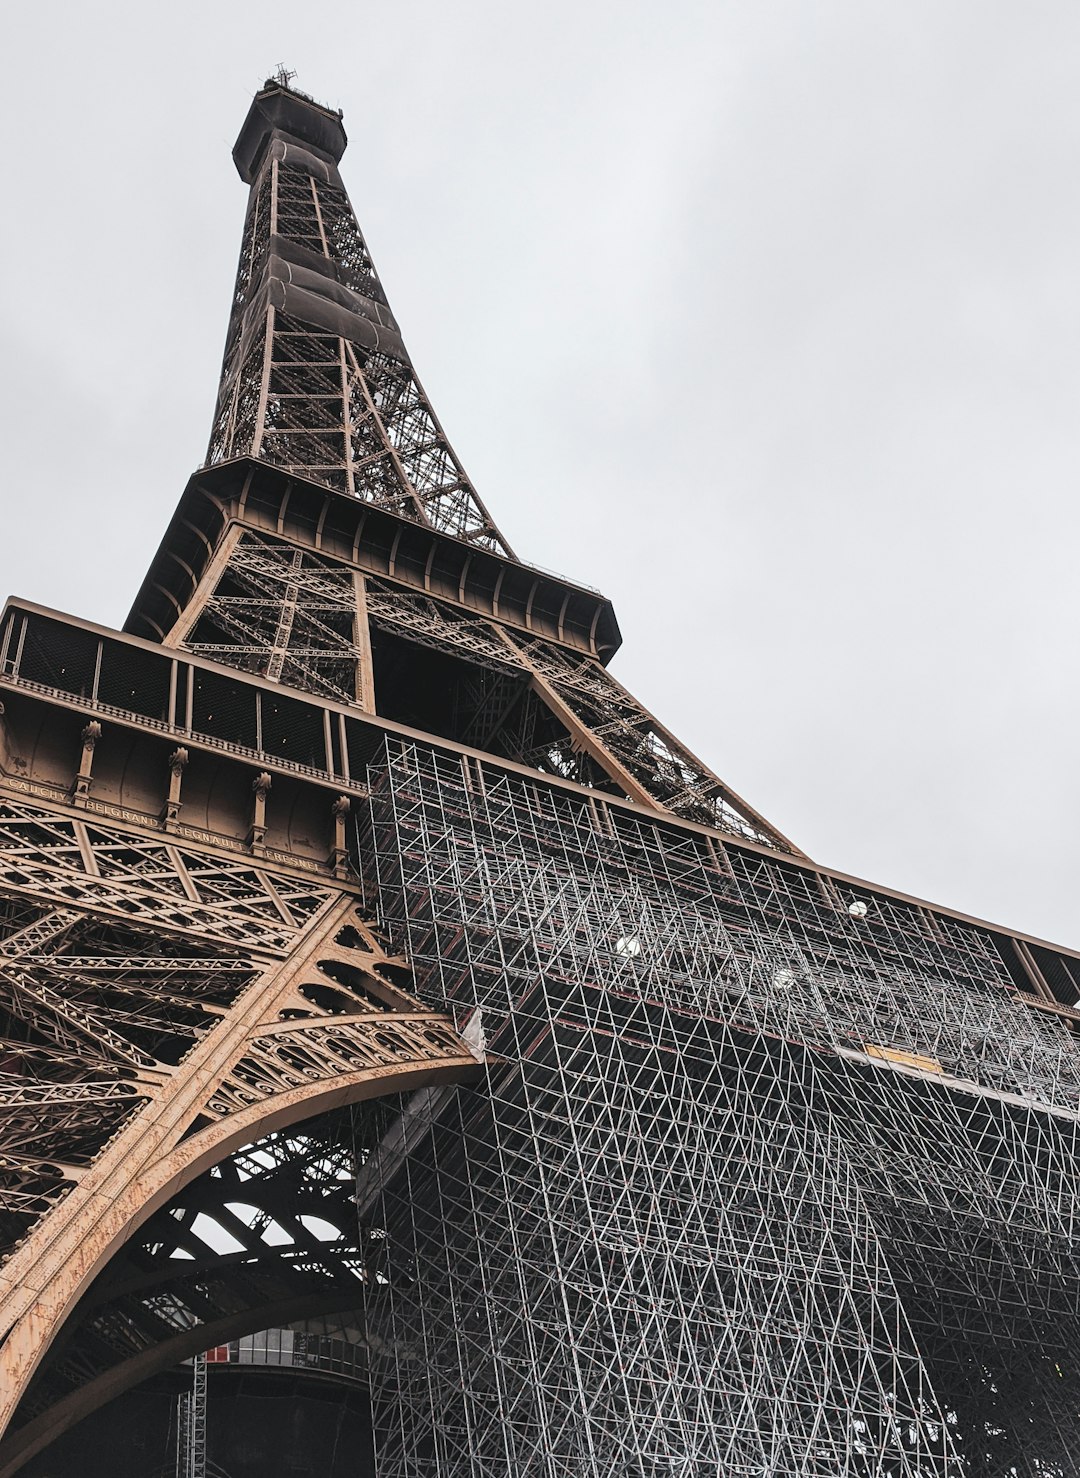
top-left (202, 1328), bottom-right (367, 1384)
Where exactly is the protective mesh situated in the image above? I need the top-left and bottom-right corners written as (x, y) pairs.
top-left (357, 739), bottom-right (1080, 1478)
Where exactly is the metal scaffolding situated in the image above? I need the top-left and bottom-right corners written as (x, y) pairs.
top-left (175, 1353), bottom-right (207, 1478)
top-left (357, 739), bottom-right (1080, 1477)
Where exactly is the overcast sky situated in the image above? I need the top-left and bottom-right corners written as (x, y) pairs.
top-left (1, 1), bottom-right (1078, 947)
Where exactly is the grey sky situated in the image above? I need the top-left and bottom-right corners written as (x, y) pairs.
top-left (1, 1), bottom-right (1077, 947)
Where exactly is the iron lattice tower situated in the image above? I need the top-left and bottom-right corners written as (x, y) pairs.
top-left (2, 77), bottom-right (1080, 1478)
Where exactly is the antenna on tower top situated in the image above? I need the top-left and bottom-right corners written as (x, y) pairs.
top-left (272, 63), bottom-right (296, 89)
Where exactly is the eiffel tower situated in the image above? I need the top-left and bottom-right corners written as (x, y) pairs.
top-left (3, 75), bottom-right (1080, 1478)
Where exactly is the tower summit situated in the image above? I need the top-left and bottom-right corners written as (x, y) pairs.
top-left (3, 76), bottom-right (1080, 1478)
top-left (232, 76), bottom-right (348, 183)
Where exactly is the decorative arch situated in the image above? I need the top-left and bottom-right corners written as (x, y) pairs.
top-left (0, 880), bottom-right (481, 1443)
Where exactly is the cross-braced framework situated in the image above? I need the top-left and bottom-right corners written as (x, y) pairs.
top-left (176, 1352), bottom-right (207, 1478)
top-left (357, 739), bottom-right (1080, 1477)
top-left (0, 798), bottom-right (330, 1259)
top-left (207, 85), bottom-right (509, 554)
top-left (166, 522), bottom-right (795, 854)
top-left (0, 784), bottom-right (480, 1456)
top-left (164, 76), bottom-right (799, 862)
top-left (359, 575), bottom-right (795, 846)
top-left (181, 531), bottom-right (369, 705)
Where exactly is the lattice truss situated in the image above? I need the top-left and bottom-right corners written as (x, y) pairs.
top-left (183, 530), bottom-right (364, 703)
top-left (0, 792), bottom-right (480, 1452)
top-left (206, 150), bottom-right (509, 553)
top-left (356, 740), bottom-right (1080, 1478)
top-left (364, 576), bottom-right (793, 849)
top-left (181, 531), bottom-right (792, 854)
top-left (0, 798), bottom-right (331, 1261)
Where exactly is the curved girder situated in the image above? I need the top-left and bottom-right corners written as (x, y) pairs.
top-left (0, 872), bottom-right (481, 1439)
top-left (1, 1289), bottom-right (365, 1477)
top-left (2, 1107), bottom-right (398, 1475)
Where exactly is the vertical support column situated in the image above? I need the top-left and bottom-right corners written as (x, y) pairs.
top-left (161, 748), bottom-right (189, 831)
top-left (330, 795), bottom-right (351, 879)
top-left (249, 155), bottom-right (279, 460)
top-left (1012, 938), bottom-right (1056, 1002)
top-left (247, 772), bottom-right (272, 854)
top-left (264, 550), bottom-right (304, 683)
top-left (69, 721), bottom-right (102, 808)
top-left (189, 1352), bottom-right (207, 1478)
top-left (352, 572), bottom-right (377, 712)
top-left (175, 1389), bottom-right (191, 1478)
top-left (338, 339), bottom-right (357, 497)
top-left (176, 1353), bottom-right (207, 1478)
